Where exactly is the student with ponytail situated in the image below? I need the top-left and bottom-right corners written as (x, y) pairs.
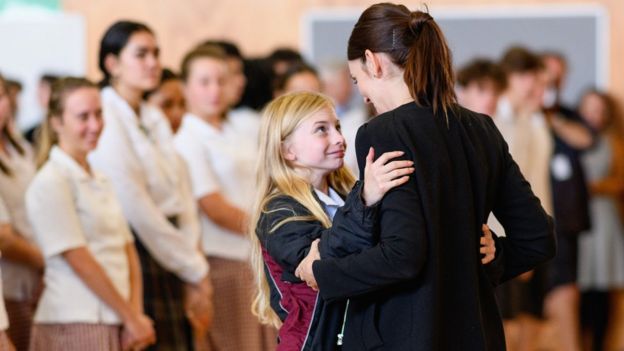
top-left (89, 21), bottom-right (212, 350)
top-left (296, 3), bottom-right (556, 350)
top-left (26, 77), bottom-right (154, 350)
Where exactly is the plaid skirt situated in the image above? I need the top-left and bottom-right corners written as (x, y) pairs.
top-left (133, 225), bottom-right (194, 351)
top-left (204, 257), bottom-right (277, 351)
top-left (5, 299), bottom-right (34, 351)
top-left (29, 323), bottom-right (121, 351)
top-left (0, 331), bottom-right (14, 351)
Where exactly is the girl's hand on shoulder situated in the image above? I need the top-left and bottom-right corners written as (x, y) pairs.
top-left (362, 147), bottom-right (414, 206)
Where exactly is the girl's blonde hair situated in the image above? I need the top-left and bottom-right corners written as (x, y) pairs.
top-left (35, 77), bottom-right (97, 168)
top-left (249, 91), bottom-right (356, 327)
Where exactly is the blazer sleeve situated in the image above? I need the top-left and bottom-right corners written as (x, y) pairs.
top-left (258, 183), bottom-right (378, 282)
top-left (487, 117), bottom-right (556, 282)
top-left (312, 124), bottom-right (429, 302)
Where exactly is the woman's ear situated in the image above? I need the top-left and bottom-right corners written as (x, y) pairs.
top-left (104, 53), bottom-right (120, 80)
top-left (364, 49), bottom-right (382, 79)
top-left (49, 115), bottom-right (62, 134)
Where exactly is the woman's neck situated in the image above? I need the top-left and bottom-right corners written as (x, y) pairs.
top-left (112, 83), bottom-right (143, 116)
top-left (190, 107), bottom-right (223, 130)
top-left (58, 143), bottom-right (91, 175)
top-left (293, 167), bottom-right (329, 194)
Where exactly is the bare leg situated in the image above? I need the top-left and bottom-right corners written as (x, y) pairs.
top-left (545, 283), bottom-right (581, 351)
top-left (516, 314), bottom-right (541, 351)
top-left (605, 289), bottom-right (624, 351)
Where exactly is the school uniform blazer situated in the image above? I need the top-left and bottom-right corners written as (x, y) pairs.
top-left (312, 102), bottom-right (556, 351)
top-left (257, 181), bottom-right (377, 350)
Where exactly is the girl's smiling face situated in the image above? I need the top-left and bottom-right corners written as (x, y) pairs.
top-left (283, 107), bottom-right (346, 180)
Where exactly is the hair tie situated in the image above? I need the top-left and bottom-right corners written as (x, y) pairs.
top-left (408, 12), bottom-right (432, 37)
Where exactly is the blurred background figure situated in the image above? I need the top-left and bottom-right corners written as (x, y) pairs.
top-left (24, 74), bottom-right (59, 145)
top-left (201, 40), bottom-right (262, 143)
top-left (456, 58), bottom-right (506, 117)
top-left (539, 51), bottom-right (593, 351)
top-left (319, 59), bottom-right (369, 176)
top-left (5, 79), bottom-right (22, 121)
top-left (491, 46), bottom-right (553, 351)
top-left (0, 74), bottom-right (43, 351)
top-left (239, 47), bottom-right (304, 111)
top-left (175, 45), bottom-right (276, 351)
top-left (272, 62), bottom-right (321, 97)
top-left (577, 89), bottom-right (624, 351)
top-left (145, 68), bottom-right (185, 133)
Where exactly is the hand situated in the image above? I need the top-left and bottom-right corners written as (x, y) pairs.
top-left (362, 148), bottom-right (414, 206)
top-left (480, 224), bottom-right (496, 264)
top-left (184, 277), bottom-right (215, 337)
top-left (295, 239), bottom-right (321, 290)
top-left (121, 312), bottom-right (156, 351)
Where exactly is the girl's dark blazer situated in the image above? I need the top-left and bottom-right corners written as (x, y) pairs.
top-left (312, 102), bottom-right (556, 351)
top-left (257, 181), bottom-right (378, 350)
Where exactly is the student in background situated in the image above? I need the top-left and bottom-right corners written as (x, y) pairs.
top-left (26, 77), bottom-right (155, 351)
top-left (201, 40), bottom-right (261, 143)
top-left (145, 68), bottom-right (185, 133)
top-left (492, 46), bottom-right (554, 351)
top-left (174, 45), bottom-right (276, 351)
top-left (273, 63), bottom-right (322, 97)
top-left (24, 75), bottom-right (59, 145)
top-left (0, 200), bottom-right (17, 351)
top-left (456, 58), bottom-right (507, 116)
top-left (540, 51), bottom-right (593, 351)
top-left (89, 21), bottom-right (213, 351)
top-left (577, 89), bottom-right (624, 351)
top-left (0, 74), bottom-right (44, 351)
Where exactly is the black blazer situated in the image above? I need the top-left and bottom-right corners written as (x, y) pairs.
top-left (312, 102), bottom-right (556, 350)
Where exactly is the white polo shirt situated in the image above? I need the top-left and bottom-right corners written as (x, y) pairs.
top-left (26, 146), bottom-right (133, 324)
top-left (0, 197), bottom-right (10, 330)
top-left (0, 141), bottom-right (40, 301)
top-left (89, 87), bottom-right (207, 283)
top-left (174, 113), bottom-right (256, 261)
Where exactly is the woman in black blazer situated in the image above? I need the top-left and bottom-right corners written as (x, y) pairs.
top-left (296, 3), bottom-right (556, 350)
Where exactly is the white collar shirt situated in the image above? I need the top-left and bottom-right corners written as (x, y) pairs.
top-left (89, 87), bottom-right (207, 283)
top-left (0, 141), bottom-right (40, 300)
top-left (26, 146), bottom-right (133, 324)
top-left (174, 113), bottom-right (257, 261)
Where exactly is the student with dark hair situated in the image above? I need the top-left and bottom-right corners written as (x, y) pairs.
top-left (267, 48), bottom-right (304, 77)
top-left (145, 68), bottom-right (185, 133)
top-left (456, 58), bottom-right (506, 116)
top-left (89, 21), bottom-right (213, 351)
top-left (27, 77), bottom-right (155, 351)
top-left (24, 74), bottom-right (60, 145)
top-left (0, 74), bottom-right (43, 351)
top-left (175, 44), bottom-right (276, 351)
top-left (273, 63), bottom-right (322, 97)
top-left (296, 4), bottom-right (555, 350)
